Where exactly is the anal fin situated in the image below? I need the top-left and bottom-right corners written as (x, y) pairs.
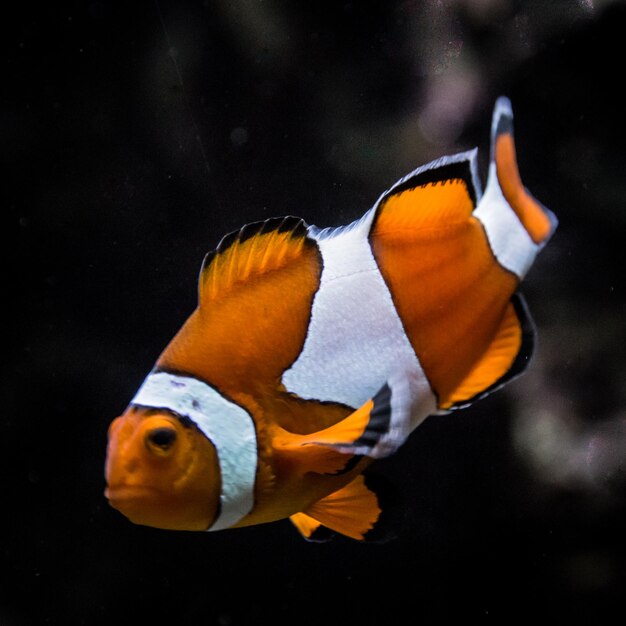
top-left (289, 512), bottom-right (336, 543)
top-left (291, 474), bottom-right (381, 541)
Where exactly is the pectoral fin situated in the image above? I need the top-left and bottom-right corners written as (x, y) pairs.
top-left (273, 396), bottom-right (373, 475)
top-left (274, 376), bottom-right (413, 475)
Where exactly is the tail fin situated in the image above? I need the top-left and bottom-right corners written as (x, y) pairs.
top-left (474, 96), bottom-right (557, 279)
top-left (490, 96), bottom-right (557, 244)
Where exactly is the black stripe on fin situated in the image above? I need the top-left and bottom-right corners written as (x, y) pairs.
top-left (491, 95), bottom-right (514, 154)
top-left (353, 383), bottom-right (392, 448)
top-left (495, 110), bottom-right (514, 140)
top-left (449, 292), bottom-right (536, 410)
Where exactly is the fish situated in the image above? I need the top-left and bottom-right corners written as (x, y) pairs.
top-left (104, 96), bottom-right (557, 542)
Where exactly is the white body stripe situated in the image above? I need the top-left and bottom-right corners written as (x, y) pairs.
top-left (281, 212), bottom-right (437, 429)
top-left (474, 162), bottom-right (542, 280)
top-left (130, 372), bottom-right (257, 531)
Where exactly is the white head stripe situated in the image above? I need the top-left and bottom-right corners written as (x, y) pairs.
top-left (130, 371), bottom-right (257, 531)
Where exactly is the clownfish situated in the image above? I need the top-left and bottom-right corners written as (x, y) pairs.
top-left (105, 97), bottom-right (557, 541)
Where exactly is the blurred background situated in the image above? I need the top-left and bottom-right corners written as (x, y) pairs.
top-left (6, 0), bottom-right (626, 623)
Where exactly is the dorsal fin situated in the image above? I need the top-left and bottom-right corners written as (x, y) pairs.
top-left (199, 216), bottom-right (311, 305)
top-left (372, 150), bottom-right (480, 229)
top-left (158, 215), bottom-right (323, 406)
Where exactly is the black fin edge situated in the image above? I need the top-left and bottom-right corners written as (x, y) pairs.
top-left (303, 524), bottom-right (337, 543)
top-left (200, 215), bottom-right (311, 274)
top-left (380, 159), bottom-right (479, 208)
top-left (302, 472), bottom-right (403, 543)
top-left (361, 472), bottom-right (404, 543)
top-left (448, 291), bottom-right (536, 411)
top-left (325, 454), bottom-right (363, 477)
top-left (216, 215), bottom-right (309, 253)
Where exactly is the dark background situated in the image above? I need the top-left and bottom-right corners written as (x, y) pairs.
top-left (6, 1), bottom-right (626, 624)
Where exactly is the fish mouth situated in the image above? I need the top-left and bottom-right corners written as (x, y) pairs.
top-left (104, 483), bottom-right (201, 530)
top-left (105, 484), bottom-right (162, 506)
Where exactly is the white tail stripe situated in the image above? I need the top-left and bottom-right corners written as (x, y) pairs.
top-left (474, 162), bottom-right (541, 279)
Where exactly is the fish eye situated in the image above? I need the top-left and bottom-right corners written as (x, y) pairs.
top-left (144, 426), bottom-right (178, 456)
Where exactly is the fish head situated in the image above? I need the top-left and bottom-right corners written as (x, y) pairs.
top-left (104, 407), bottom-right (221, 530)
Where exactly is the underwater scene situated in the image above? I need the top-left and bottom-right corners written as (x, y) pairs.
top-left (8, 1), bottom-right (626, 624)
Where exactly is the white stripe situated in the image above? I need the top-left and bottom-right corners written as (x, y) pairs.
top-left (474, 162), bottom-right (541, 279)
top-left (281, 214), bottom-right (437, 425)
top-left (130, 372), bottom-right (257, 531)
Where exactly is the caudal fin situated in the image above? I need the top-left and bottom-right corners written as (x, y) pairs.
top-left (474, 97), bottom-right (558, 279)
top-left (491, 96), bottom-right (557, 243)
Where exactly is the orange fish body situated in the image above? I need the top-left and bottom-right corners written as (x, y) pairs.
top-left (105, 97), bottom-right (557, 541)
